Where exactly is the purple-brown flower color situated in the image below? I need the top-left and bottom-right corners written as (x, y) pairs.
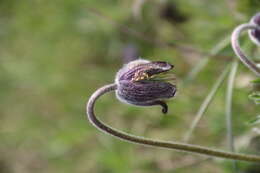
top-left (115, 59), bottom-right (177, 114)
top-left (249, 12), bottom-right (260, 45)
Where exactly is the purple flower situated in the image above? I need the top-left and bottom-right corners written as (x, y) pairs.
top-left (249, 12), bottom-right (260, 46)
top-left (115, 59), bottom-right (177, 114)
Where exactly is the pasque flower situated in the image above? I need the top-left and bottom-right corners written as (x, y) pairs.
top-left (248, 12), bottom-right (260, 46)
top-left (87, 59), bottom-right (260, 162)
top-left (231, 12), bottom-right (260, 76)
top-left (115, 59), bottom-right (177, 113)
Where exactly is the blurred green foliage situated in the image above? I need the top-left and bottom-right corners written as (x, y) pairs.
top-left (0, 0), bottom-right (259, 173)
top-left (237, 0), bottom-right (260, 17)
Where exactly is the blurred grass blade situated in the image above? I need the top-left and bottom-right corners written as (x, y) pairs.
top-left (184, 36), bottom-right (230, 84)
top-left (225, 60), bottom-right (238, 172)
top-left (183, 64), bottom-right (231, 142)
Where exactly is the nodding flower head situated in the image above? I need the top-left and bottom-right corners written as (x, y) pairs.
top-left (249, 12), bottom-right (260, 45)
top-left (115, 59), bottom-right (177, 114)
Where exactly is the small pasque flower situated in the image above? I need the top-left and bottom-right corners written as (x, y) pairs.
top-left (115, 59), bottom-right (177, 114)
top-left (248, 12), bottom-right (260, 46)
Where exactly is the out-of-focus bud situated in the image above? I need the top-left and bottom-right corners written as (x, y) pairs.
top-left (248, 12), bottom-right (260, 46)
top-left (115, 59), bottom-right (177, 114)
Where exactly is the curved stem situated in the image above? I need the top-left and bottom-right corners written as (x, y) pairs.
top-left (231, 23), bottom-right (260, 76)
top-left (86, 83), bottom-right (260, 163)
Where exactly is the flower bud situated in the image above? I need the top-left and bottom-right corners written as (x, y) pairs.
top-left (248, 12), bottom-right (260, 46)
top-left (115, 59), bottom-right (177, 114)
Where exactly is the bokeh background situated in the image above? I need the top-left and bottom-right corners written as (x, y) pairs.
top-left (0, 0), bottom-right (260, 172)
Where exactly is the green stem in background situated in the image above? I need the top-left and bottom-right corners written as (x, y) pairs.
top-left (231, 23), bottom-right (260, 76)
top-left (86, 83), bottom-right (260, 163)
top-left (226, 60), bottom-right (238, 172)
top-left (184, 36), bottom-right (231, 84)
top-left (183, 64), bottom-right (231, 142)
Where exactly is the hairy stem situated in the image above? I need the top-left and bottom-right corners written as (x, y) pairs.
top-left (86, 83), bottom-right (260, 163)
top-left (231, 23), bottom-right (260, 76)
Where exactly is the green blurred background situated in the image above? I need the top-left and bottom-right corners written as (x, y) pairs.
top-left (0, 0), bottom-right (260, 172)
